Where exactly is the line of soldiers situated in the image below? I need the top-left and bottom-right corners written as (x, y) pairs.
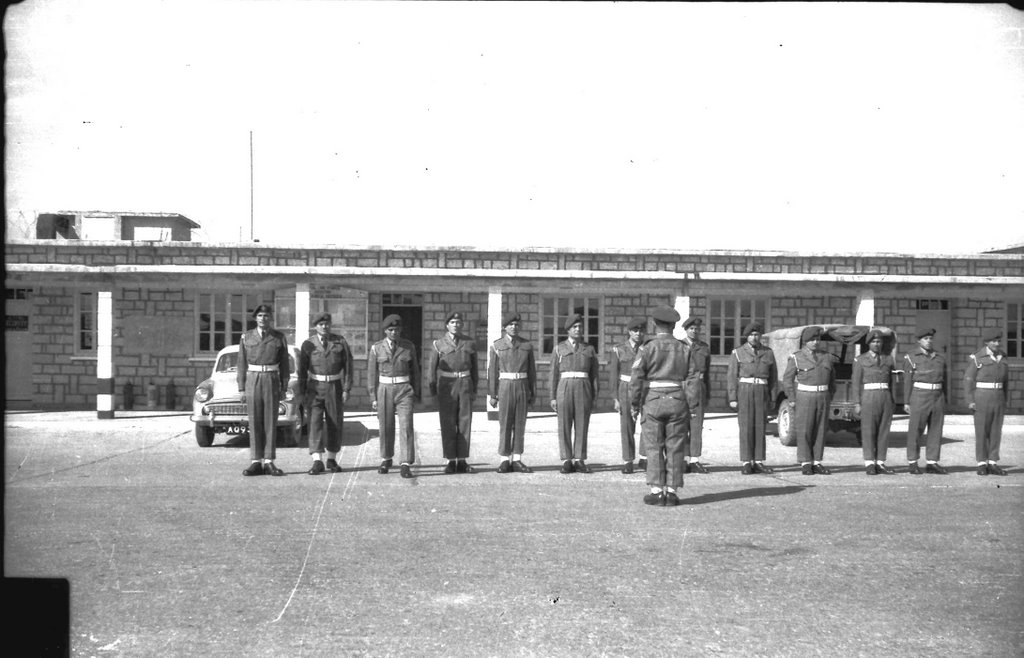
top-left (237, 305), bottom-right (1012, 497)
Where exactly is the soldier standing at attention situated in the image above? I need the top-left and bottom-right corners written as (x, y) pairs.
top-left (297, 312), bottom-right (353, 475)
top-left (630, 306), bottom-right (690, 507)
top-left (964, 330), bottom-right (1009, 476)
top-left (784, 326), bottom-right (837, 476)
top-left (681, 317), bottom-right (712, 474)
top-left (368, 314), bottom-right (420, 479)
top-left (238, 304), bottom-right (290, 477)
top-left (610, 317), bottom-right (646, 474)
top-left (726, 323), bottom-right (777, 474)
top-left (851, 329), bottom-right (897, 475)
top-left (549, 314), bottom-right (600, 474)
top-left (487, 312), bottom-right (536, 474)
top-left (427, 311), bottom-right (479, 474)
top-left (904, 328), bottom-right (948, 475)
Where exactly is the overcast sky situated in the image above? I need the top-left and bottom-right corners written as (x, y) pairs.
top-left (5, 1), bottom-right (1024, 254)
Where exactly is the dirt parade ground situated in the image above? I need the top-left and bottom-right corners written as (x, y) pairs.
top-left (4, 409), bottom-right (1023, 657)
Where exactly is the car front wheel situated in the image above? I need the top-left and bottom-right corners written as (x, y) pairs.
top-left (195, 425), bottom-right (215, 448)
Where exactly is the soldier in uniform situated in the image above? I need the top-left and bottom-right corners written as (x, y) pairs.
top-left (904, 328), bottom-right (948, 475)
top-left (726, 322), bottom-right (777, 474)
top-left (427, 311), bottom-right (479, 474)
top-left (783, 326), bottom-right (837, 475)
top-left (609, 317), bottom-right (646, 474)
top-left (237, 304), bottom-right (290, 477)
top-left (487, 312), bottom-right (536, 474)
top-left (297, 312), bottom-right (354, 475)
top-left (851, 329), bottom-right (897, 475)
top-left (549, 313), bottom-right (600, 474)
top-left (368, 314), bottom-right (421, 479)
top-left (630, 306), bottom-right (690, 506)
top-left (964, 330), bottom-right (1009, 476)
top-left (681, 316), bottom-right (711, 474)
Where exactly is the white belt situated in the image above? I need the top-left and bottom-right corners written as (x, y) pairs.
top-left (863, 383), bottom-right (889, 390)
top-left (913, 382), bottom-right (942, 390)
top-left (440, 370), bottom-right (472, 379)
top-left (976, 382), bottom-right (1003, 389)
top-left (619, 374), bottom-right (632, 383)
top-left (739, 377), bottom-right (767, 385)
top-left (248, 364), bottom-right (278, 372)
top-left (560, 371), bottom-right (588, 378)
top-left (378, 376), bottom-right (410, 385)
top-left (648, 380), bottom-right (683, 389)
top-left (499, 372), bottom-right (529, 380)
top-left (311, 373), bottom-right (344, 382)
top-left (797, 384), bottom-right (829, 392)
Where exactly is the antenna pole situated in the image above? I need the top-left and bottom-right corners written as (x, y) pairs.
top-left (249, 130), bottom-right (254, 241)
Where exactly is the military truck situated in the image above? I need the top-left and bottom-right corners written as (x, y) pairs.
top-left (762, 324), bottom-right (903, 446)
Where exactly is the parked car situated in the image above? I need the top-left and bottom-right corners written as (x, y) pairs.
top-left (190, 344), bottom-right (305, 447)
top-left (763, 324), bottom-right (903, 446)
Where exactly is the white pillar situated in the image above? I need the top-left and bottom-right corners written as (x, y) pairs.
top-left (855, 290), bottom-right (875, 326)
top-left (96, 290), bottom-right (114, 418)
top-left (486, 287), bottom-right (503, 418)
top-left (673, 295), bottom-right (690, 340)
top-left (487, 287), bottom-right (504, 354)
top-left (295, 283), bottom-right (310, 345)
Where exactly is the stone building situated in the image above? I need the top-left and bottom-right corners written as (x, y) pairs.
top-left (5, 211), bottom-right (1023, 416)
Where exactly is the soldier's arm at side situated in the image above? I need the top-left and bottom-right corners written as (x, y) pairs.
top-left (725, 350), bottom-right (738, 406)
top-left (526, 345), bottom-right (537, 403)
top-left (469, 345), bottom-right (479, 397)
top-left (782, 355), bottom-right (797, 402)
top-left (486, 344), bottom-right (499, 399)
top-left (410, 346), bottom-right (422, 400)
top-left (425, 342), bottom-right (439, 396)
top-left (237, 336), bottom-right (248, 395)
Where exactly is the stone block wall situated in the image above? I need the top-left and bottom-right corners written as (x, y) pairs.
top-left (7, 241), bottom-right (1021, 415)
top-left (32, 287), bottom-right (91, 407)
top-left (117, 288), bottom-right (198, 411)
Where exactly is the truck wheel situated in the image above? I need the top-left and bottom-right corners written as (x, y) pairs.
top-left (278, 425), bottom-right (296, 447)
top-left (777, 403), bottom-right (797, 447)
top-left (195, 425), bottom-right (214, 448)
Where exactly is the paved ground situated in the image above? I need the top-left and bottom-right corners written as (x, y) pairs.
top-left (4, 409), bottom-right (1023, 657)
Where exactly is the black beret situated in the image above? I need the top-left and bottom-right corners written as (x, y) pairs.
top-left (312, 312), bottom-right (331, 326)
top-left (626, 317), bottom-right (646, 331)
top-left (252, 304), bottom-right (273, 318)
top-left (865, 329), bottom-right (885, 344)
top-left (564, 314), bottom-right (584, 331)
top-left (916, 328), bottom-right (936, 340)
top-left (446, 311), bottom-right (464, 323)
top-left (382, 314), bottom-right (403, 330)
top-left (801, 326), bottom-right (823, 345)
top-left (502, 312), bottom-right (521, 327)
top-left (683, 316), bottom-right (703, 330)
top-left (651, 306), bottom-right (680, 325)
top-left (741, 322), bottom-right (764, 339)
top-left (982, 329), bottom-right (1002, 342)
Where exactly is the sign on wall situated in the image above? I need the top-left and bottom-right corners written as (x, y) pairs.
top-left (310, 286), bottom-right (369, 358)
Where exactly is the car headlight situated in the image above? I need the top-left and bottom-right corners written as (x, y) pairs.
top-left (194, 387), bottom-right (213, 403)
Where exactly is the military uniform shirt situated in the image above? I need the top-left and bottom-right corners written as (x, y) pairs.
top-left (368, 338), bottom-right (421, 400)
top-left (236, 328), bottom-right (290, 392)
top-left (851, 351), bottom-right (895, 404)
top-left (487, 335), bottom-right (536, 398)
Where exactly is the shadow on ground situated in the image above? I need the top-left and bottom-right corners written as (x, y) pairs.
top-left (682, 485), bottom-right (807, 505)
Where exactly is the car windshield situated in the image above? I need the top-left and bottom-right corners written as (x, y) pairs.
top-left (215, 352), bottom-right (239, 372)
top-left (214, 352), bottom-right (296, 373)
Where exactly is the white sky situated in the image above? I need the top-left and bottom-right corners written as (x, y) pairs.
top-left (5, 0), bottom-right (1024, 253)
